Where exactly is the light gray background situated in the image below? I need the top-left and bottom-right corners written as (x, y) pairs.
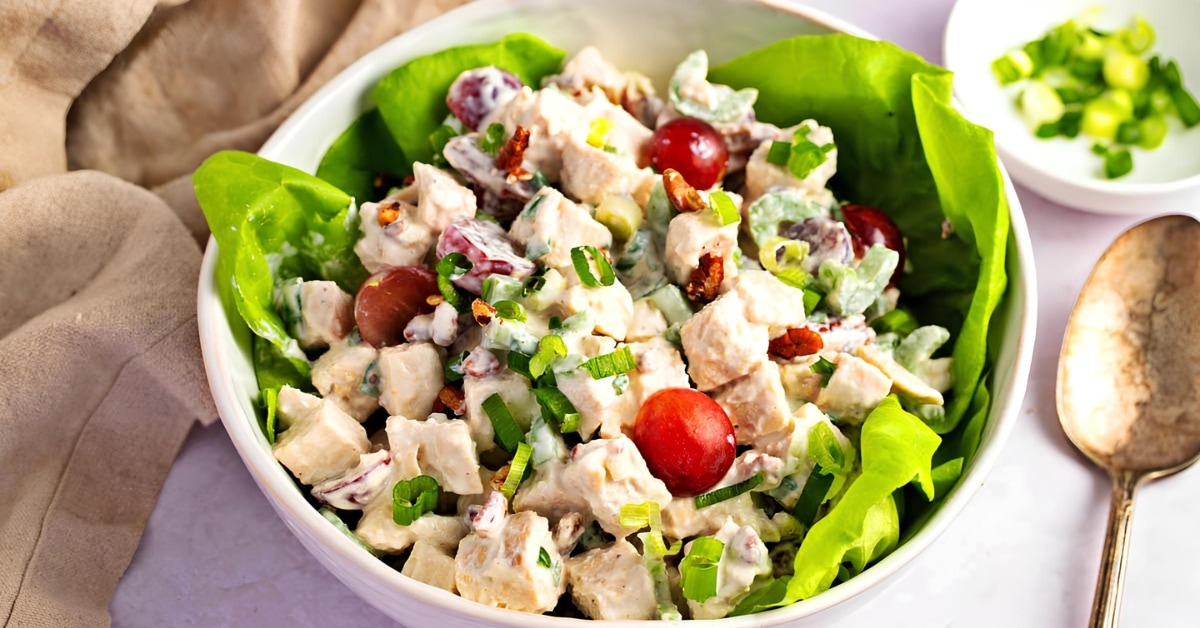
top-left (110, 0), bottom-right (1200, 625)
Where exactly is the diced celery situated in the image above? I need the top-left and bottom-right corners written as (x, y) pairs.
top-left (1103, 50), bottom-right (1150, 91)
top-left (1019, 81), bottom-right (1065, 130)
top-left (595, 195), bottom-right (643, 241)
top-left (1138, 115), bottom-right (1168, 149)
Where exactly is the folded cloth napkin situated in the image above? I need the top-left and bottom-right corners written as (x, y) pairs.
top-left (0, 0), bottom-right (467, 625)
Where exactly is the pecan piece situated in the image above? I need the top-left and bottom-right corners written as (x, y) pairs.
top-left (472, 298), bottom-right (497, 326)
top-left (768, 327), bottom-right (824, 359)
top-left (495, 125), bottom-right (531, 179)
top-left (662, 168), bottom-right (708, 212)
top-left (438, 385), bottom-right (467, 416)
top-left (685, 252), bottom-right (724, 303)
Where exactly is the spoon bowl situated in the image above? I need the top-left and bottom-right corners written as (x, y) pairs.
top-left (1057, 214), bottom-right (1200, 628)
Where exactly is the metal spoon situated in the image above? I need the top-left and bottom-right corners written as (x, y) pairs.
top-left (1057, 214), bottom-right (1200, 628)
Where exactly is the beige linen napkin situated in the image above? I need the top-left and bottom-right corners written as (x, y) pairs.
top-left (0, 0), bottom-right (467, 625)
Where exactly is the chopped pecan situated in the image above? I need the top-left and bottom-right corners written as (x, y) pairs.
top-left (377, 200), bottom-right (404, 226)
top-left (438, 385), bottom-right (467, 416)
top-left (768, 327), bottom-right (824, 359)
top-left (495, 125), bottom-right (531, 179)
top-left (472, 298), bottom-right (497, 326)
top-left (663, 168), bottom-right (708, 213)
top-left (685, 253), bottom-right (724, 303)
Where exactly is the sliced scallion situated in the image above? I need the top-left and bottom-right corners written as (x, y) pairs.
top-left (393, 474), bottom-right (440, 526)
top-left (582, 346), bottom-right (637, 380)
top-left (571, 245), bottom-right (616, 287)
top-left (482, 393), bottom-right (525, 453)
top-left (693, 472), bottom-right (764, 509)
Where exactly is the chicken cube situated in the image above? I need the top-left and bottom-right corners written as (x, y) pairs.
top-left (354, 198), bottom-right (435, 273)
top-left (686, 521), bottom-right (772, 619)
top-left (402, 541), bottom-right (458, 593)
top-left (455, 511), bottom-right (566, 614)
top-left (412, 162), bottom-right (476, 233)
top-left (311, 341), bottom-right (379, 422)
top-left (664, 207), bottom-right (740, 287)
top-left (386, 414), bottom-right (483, 495)
top-left (680, 292), bottom-right (769, 391)
top-left (508, 187), bottom-right (613, 270)
top-left (625, 299), bottom-right (669, 343)
top-left (276, 385), bottom-right (320, 430)
top-left (561, 437), bottom-right (672, 538)
top-left (273, 399), bottom-right (370, 485)
top-left (816, 352), bottom-right (892, 423)
top-left (556, 258), bottom-right (635, 341)
top-left (377, 342), bottom-right (444, 420)
top-left (355, 495), bottom-right (468, 555)
top-left (560, 135), bottom-right (656, 207)
top-left (713, 360), bottom-right (792, 444)
top-left (566, 539), bottom-right (657, 620)
top-left (556, 369), bottom-right (639, 440)
top-left (745, 120), bottom-right (837, 206)
top-left (463, 368), bottom-right (539, 453)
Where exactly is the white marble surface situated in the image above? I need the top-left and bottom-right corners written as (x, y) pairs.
top-left (110, 0), bottom-right (1200, 626)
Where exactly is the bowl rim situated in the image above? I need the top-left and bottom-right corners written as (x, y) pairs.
top-left (197, 0), bottom-right (1039, 624)
top-left (942, 0), bottom-right (1200, 197)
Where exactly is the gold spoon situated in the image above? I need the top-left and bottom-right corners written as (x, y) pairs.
top-left (1057, 214), bottom-right (1200, 628)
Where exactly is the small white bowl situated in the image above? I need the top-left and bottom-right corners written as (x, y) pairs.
top-left (944, 0), bottom-right (1200, 214)
top-left (197, 0), bottom-right (1038, 625)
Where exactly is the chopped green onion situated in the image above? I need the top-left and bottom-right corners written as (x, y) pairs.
top-left (810, 356), bottom-right (836, 386)
top-left (709, 190), bottom-right (740, 226)
top-left (482, 393), bottom-right (525, 453)
top-left (359, 359), bottom-right (381, 398)
top-left (532, 386), bottom-right (579, 428)
top-left (991, 49), bottom-right (1034, 85)
top-left (694, 472), bottom-right (765, 509)
top-left (679, 536), bottom-right (724, 602)
top-left (507, 351), bottom-right (533, 379)
top-left (538, 546), bottom-right (553, 568)
top-left (501, 442), bottom-right (533, 499)
top-left (570, 245), bottom-right (616, 287)
top-left (530, 334), bottom-right (567, 379)
top-left (492, 300), bottom-right (526, 322)
top-left (808, 422), bottom-right (846, 473)
top-left (871, 308), bottom-right (919, 336)
top-left (445, 350), bottom-right (468, 382)
top-left (1104, 148), bottom-right (1134, 179)
top-left (436, 252), bottom-right (473, 279)
top-left (437, 274), bottom-right (469, 312)
top-left (582, 346), bottom-right (637, 380)
top-left (587, 117), bottom-right (614, 148)
top-left (262, 387), bottom-right (279, 445)
top-left (480, 122), bottom-right (506, 156)
top-left (393, 475), bottom-right (440, 526)
top-left (792, 470), bottom-right (834, 525)
top-left (765, 140), bottom-right (792, 165)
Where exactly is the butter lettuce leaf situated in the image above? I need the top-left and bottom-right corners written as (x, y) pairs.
top-left (372, 33), bottom-right (565, 169)
top-left (194, 150), bottom-right (369, 383)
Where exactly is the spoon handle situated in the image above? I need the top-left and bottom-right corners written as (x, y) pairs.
top-left (1089, 469), bottom-right (1142, 628)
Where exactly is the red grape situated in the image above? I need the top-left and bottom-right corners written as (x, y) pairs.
top-left (354, 266), bottom-right (438, 348)
top-left (841, 204), bottom-right (905, 286)
top-left (436, 218), bottom-right (536, 294)
top-left (649, 117), bottom-right (729, 190)
top-left (447, 67), bottom-right (523, 131)
top-left (632, 388), bottom-right (736, 496)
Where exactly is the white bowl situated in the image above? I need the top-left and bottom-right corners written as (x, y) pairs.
top-left (944, 0), bottom-right (1200, 214)
top-left (197, 0), bottom-right (1038, 625)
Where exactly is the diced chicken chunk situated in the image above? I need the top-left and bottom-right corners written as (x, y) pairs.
top-left (412, 162), bottom-right (476, 232)
top-left (816, 352), bottom-right (892, 423)
top-left (566, 539), bottom-right (657, 620)
top-left (402, 541), bottom-right (458, 593)
top-left (455, 511), bottom-right (566, 614)
top-left (745, 120), bottom-right (837, 206)
top-left (561, 437), bottom-right (672, 538)
top-left (276, 385), bottom-right (320, 430)
top-left (354, 199), bottom-right (435, 273)
top-left (856, 344), bottom-right (945, 405)
top-left (377, 342), bottom-right (444, 419)
top-left (625, 299), bottom-right (669, 342)
top-left (556, 258), bottom-right (635, 341)
top-left (680, 293), bottom-right (769, 391)
top-left (463, 369), bottom-right (539, 453)
top-left (664, 207), bottom-right (739, 286)
top-left (273, 399), bottom-right (370, 485)
top-left (387, 414), bottom-right (483, 495)
top-left (556, 369), bottom-right (638, 440)
top-left (355, 495), bottom-right (467, 555)
top-left (560, 135), bottom-right (655, 207)
top-left (687, 521), bottom-right (772, 619)
top-left (713, 360), bottom-right (792, 444)
top-left (292, 281), bottom-right (355, 349)
top-left (311, 449), bottom-right (393, 510)
top-left (731, 270), bottom-right (809, 333)
top-left (508, 188), bottom-right (612, 269)
top-left (311, 341), bottom-right (379, 422)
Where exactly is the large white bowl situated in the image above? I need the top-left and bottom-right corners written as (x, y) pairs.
top-left (197, 0), bottom-right (1038, 625)
top-left (944, 0), bottom-right (1200, 214)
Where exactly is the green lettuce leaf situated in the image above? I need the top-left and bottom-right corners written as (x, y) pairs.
top-left (194, 150), bottom-right (369, 381)
top-left (372, 33), bottom-right (565, 168)
top-left (710, 34), bottom-right (1010, 438)
top-left (315, 108), bottom-right (408, 203)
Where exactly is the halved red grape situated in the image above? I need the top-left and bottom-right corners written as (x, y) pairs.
top-left (841, 204), bottom-right (906, 286)
top-left (354, 266), bottom-right (438, 348)
top-left (436, 218), bottom-right (536, 294)
top-left (632, 388), bottom-right (736, 496)
top-left (649, 117), bottom-right (729, 190)
top-left (447, 67), bottom-right (523, 131)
